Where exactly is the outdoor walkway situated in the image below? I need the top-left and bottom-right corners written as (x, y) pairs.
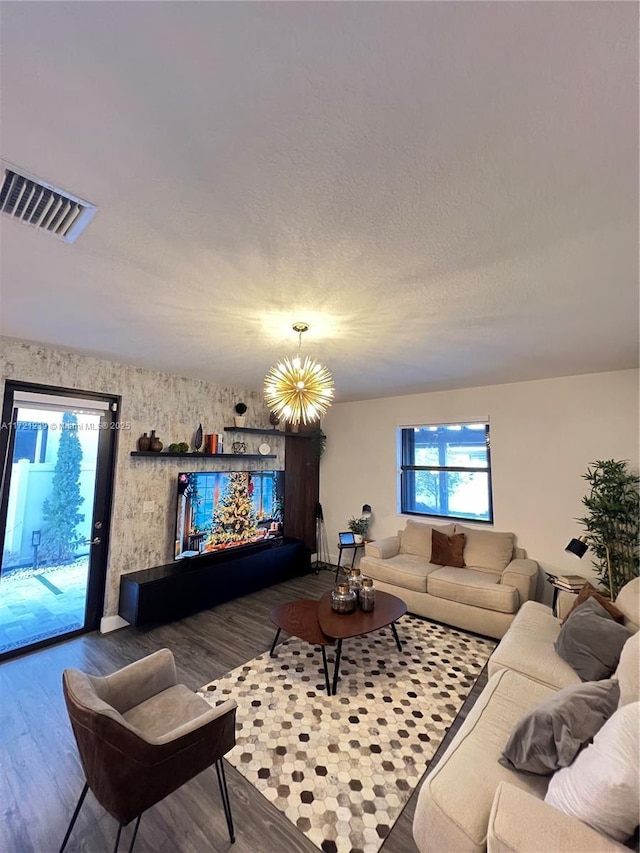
top-left (0, 560), bottom-right (88, 655)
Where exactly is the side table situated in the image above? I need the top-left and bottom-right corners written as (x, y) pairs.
top-left (545, 573), bottom-right (581, 617)
top-left (334, 541), bottom-right (365, 581)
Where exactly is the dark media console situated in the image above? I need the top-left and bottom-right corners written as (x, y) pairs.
top-left (118, 537), bottom-right (310, 627)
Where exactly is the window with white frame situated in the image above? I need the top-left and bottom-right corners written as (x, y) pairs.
top-left (399, 422), bottom-right (493, 523)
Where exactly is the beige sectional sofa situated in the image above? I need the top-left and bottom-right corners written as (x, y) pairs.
top-left (360, 521), bottom-right (538, 639)
top-left (412, 577), bottom-right (640, 853)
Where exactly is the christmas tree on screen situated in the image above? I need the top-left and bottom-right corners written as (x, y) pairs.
top-left (207, 472), bottom-right (258, 547)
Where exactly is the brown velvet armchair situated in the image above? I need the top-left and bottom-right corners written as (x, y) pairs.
top-left (59, 648), bottom-right (237, 852)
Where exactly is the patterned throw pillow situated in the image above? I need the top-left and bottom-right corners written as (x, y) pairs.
top-left (431, 530), bottom-right (466, 568)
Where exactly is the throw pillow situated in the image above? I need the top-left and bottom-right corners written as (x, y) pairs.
top-left (499, 678), bottom-right (620, 775)
top-left (554, 597), bottom-right (633, 681)
top-left (400, 520), bottom-right (435, 559)
top-left (454, 525), bottom-right (515, 572)
top-left (545, 702), bottom-right (640, 842)
top-left (431, 530), bottom-right (466, 568)
top-left (563, 581), bottom-right (625, 625)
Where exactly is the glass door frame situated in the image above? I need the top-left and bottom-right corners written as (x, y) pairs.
top-left (0, 380), bottom-right (120, 658)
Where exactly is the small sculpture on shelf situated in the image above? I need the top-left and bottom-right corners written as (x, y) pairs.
top-left (269, 411), bottom-right (280, 429)
top-left (234, 402), bottom-right (247, 428)
top-left (194, 423), bottom-right (203, 452)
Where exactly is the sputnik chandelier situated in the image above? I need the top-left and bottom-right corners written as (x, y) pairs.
top-left (264, 322), bottom-right (334, 425)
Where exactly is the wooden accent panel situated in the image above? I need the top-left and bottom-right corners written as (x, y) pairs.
top-left (283, 435), bottom-right (319, 553)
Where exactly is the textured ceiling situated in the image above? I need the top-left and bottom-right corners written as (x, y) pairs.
top-left (0, 1), bottom-right (638, 402)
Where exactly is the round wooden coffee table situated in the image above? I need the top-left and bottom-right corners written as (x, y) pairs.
top-left (317, 590), bottom-right (407, 694)
top-left (269, 599), bottom-right (334, 695)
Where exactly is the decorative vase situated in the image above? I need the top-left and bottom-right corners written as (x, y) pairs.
top-left (137, 432), bottom-right (151, 451)
top-left (330, 583), bottom-right (357, 614)
top-left (353, 534), bottom-right (363, 544)
top-left (149, 430), bottom-right (163, 452)
top-left (360, 578), bottom-right (376, 612)
top-left (347, 566), bottom-right (363, 601)
top-left (234, 415), bottom-right (246, 428)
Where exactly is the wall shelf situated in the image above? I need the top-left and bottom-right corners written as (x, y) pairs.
top-left (223, 426), bottom-right (284, 436)
top-left (224, 426), bottom-right (310, 439)
top-left (130, 451), bottom-right (276, 459)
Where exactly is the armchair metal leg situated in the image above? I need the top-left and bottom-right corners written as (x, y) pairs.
top-left (127, 815), bottom-right (142, 853)
top-left (59, 781), bottom-right (89, 853)
top-left (113, 823), bottom-right (123, 852)
top-left (215, 759), bottom-right (235, 844)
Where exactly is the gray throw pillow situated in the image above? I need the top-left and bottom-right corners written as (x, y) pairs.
top-left (554, 597), bottom-right (633, 681)
top-left (500, 678), bottom-right (620, 775)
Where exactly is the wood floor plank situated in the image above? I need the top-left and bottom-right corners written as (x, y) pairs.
top-left (0, 567), bottom-right (489, 853)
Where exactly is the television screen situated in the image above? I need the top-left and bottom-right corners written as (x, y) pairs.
top-left (174, 470), bottom-right (284, 560)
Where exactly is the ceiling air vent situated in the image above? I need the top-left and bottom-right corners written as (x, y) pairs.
top-left (0, 162), bottom-right (97, 243)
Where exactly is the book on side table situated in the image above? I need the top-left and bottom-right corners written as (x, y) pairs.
top-left (550, 574), bottom-right (588, 592)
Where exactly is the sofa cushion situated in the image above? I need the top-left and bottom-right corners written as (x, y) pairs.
top-left (359, 553), bottom-right (438, 593)
top-left (499, 678), bottom-right (620, 775)
top-left (456, 525), bottom-right (515, 573)
top-left (428, 567), bottom-right (519, 614)
top-left (413, 669), bottom-right (552, 853)
top-left (487, 782), bottom-right (631, 853)
top-left (563, 582), bottom-right (625, 624)
top-left (545, 702), bottom-right (640, 843)
top-left (554, 598), bottom-right (633, 681)
top-left (614, 576), bottom-right (640, 632)
top-left (615, 632), bottom-right (639, 708)
top-left (431, 530), bottom-right (466, 568)
top-left (488, 601), bottom-right (581, 689)
top-left (399, 520), bottom-right (454, 559)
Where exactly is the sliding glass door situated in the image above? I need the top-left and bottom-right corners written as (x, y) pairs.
top-left (0, 382), bottom-right (118, 658)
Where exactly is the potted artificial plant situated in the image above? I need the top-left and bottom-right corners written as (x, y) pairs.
top-left (234, 402), bottom-right (247, 428)
top-left (348, 515), bottom-right (369, 544)
top-left (576, 459), bottom-right (639, 598)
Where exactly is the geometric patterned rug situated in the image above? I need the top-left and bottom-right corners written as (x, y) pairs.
top-left (198, 614), bottom-right (496, 853)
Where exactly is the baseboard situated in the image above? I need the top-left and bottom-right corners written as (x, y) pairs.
top-left (100, 615), bottom-right (129, 633)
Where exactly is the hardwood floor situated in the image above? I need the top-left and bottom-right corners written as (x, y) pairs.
top-left (0, 568), bottom-right (487, 853)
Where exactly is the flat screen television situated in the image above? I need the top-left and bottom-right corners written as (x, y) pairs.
top-left (174, 470), bottom-right (284, 560)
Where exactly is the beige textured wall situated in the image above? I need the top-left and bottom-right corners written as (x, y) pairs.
top-left (1, 337), bottom-right (284, 617)
top-left (320, 369), bottom-right (640, 600)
